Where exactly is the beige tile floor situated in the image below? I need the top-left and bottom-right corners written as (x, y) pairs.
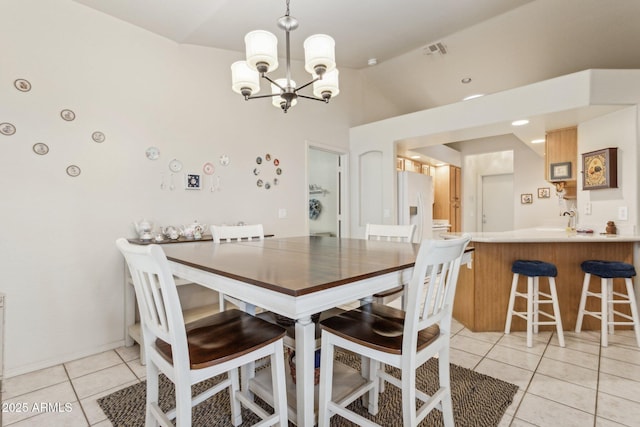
top-left (2, 321), bottom-right (640, 426)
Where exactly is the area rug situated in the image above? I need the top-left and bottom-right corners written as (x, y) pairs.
top-left (98, 353), bottom-right (518, 426)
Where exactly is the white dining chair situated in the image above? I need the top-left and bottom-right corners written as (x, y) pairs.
top-left (116, 238), bottom-right (288, 427)
top-left (211, 224), bottom-right (265, 312)
top-left (317, 234), bottom-right (471, 427)
top-left (365, 223), bottom-right (416, 308)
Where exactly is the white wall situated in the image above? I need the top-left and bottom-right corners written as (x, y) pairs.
top-left (0, 0), bottom-right (401, 376)
top-left (577, 107), bottom-right (639, 234)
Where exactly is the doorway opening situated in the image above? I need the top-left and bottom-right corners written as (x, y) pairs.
top-left (307, 144), bottom-right (348, 238)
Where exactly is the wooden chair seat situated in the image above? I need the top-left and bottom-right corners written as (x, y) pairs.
top-left (156, 309), bottom-right (286, 370)
top-left (320, 303), bottom-right (439, 355)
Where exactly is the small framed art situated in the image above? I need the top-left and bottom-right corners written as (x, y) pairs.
top-left (521, 193), bottom-right (533, 204)
top-left (537, 187), bottom-right (550, 198)
top-left (582, 147), bottom-right (618, 190)
top-left (185, 173), bottom-right (201, 190)
top-left (549, 162), bottom-right (571, 181)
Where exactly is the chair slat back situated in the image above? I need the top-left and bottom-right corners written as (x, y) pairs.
top-left (403, 235), bottom-right (471, 354)
top-left (211, 224), bottom-right (265, 243)
top-left (365, 224), bottom-right (416, 243)
top-left (116, 238), bottom-right (189, 365)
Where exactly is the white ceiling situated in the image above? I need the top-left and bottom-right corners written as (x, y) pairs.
top-left (71, 0), bottom-right (532, 70)
top-left (72, 0), bottom-right (640, 158)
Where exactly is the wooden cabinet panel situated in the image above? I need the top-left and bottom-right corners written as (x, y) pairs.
top-left (545, 126), bottom-right (577, 197)
top-left (433, 165), bottom-right (462, 232)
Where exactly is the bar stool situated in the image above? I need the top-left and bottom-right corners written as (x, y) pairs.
top-left (505, 260), bottom-right (565, 347)
top-left (575, 260), bottom-right (640, 347)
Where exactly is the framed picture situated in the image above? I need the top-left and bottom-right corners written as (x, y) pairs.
top-left (582, 147), bottom-right (618, 190)
top-left (537, 187), bottom-right (550, 198)
top-left (549, 162), bottom-right (572, 181)
top-left (521, 193), bottom-right (533, 204)
top-left (185, 173), bottom-right (201, 190)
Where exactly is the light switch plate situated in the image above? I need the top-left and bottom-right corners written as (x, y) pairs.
top-left (618, 206), bottom-right (628, 221)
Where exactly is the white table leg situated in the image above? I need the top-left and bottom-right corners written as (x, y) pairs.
top-left (295, 315), bottom-right (315, 427)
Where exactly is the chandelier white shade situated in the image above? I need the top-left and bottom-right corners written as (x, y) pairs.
top-left (313, 69), bottom-right (339, 99)
top-left (231, 61), bottom-right (260, 96)
top-left (244, 30), bottom-right (278, 72)
top-left (230, 0), bottom-right (339, 113)
top-left (303, 34), bottom-right (336, 75)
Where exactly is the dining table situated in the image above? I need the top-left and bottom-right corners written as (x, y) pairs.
top-left (161, 235), bottom-right (422, 426)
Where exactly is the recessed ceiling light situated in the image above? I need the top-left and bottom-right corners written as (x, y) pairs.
top-left (531, 138), bottom-right (545, 144)
top-left (463, 94), bottom-right (484, 101)
top-left (461, 77), bottom-right (472, 84)
top-left (367, 58), bottom-right (378, 66)
top-left (511, 119), bottom-right (529, 126)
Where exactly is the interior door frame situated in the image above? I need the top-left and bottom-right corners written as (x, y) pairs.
top-left (305, 141), bottom-right (349, 238)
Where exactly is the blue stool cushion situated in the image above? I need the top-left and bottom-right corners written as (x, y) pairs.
top-left (512, 260), bottom-right (557, 277)
top-left (581, 260), bottom-right (636, 278)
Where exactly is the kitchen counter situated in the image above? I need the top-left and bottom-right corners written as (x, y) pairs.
top-left (446, 229), bottom-right (640, 332)
top-left (443, 228), bottom-right (640, 243)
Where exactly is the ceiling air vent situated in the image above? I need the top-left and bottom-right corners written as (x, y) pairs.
top-left (424, 41), bottom-right (447, 55)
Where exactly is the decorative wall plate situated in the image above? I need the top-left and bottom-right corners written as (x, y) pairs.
top-left (203, 162), bottom-right (215, 175)
top-left (33, 143), bottom-right (49, 155)
top-left (253, 168), bottom-right (260, 176)
top-left (169, 158), bottom-right (183, 172)
top-left (274, 158), bottom-right (280, 166)
top-left (0, 122), bottom-right (16, 136)
top-left (257, 179), bottom-right (263, 187)
top-left (91, 131), bottom-right (105, 143)
top-left (145, 146), bottom-right (160, 160)
top-left (276, 167), bottom-right (282, 175)
top-left (60, 109), bottom-right (76, 121)
top-left (14, 79), bottom-right (31, 92)
top-left (265, 154), bottom-right (271, 161)
top-left (219, 154), bottom-right (230, 166)
top-left (66, 165), bottom-right (81, 177)
top-left (265, 182), bottom-right (271, 189)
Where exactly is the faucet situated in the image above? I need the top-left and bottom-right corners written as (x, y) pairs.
top-left (563, 208), bottom-right (577, 230)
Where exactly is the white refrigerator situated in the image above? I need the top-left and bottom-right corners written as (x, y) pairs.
top-left (397, 171), bottom-right (433, 243)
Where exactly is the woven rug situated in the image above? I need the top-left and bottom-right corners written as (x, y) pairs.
top-left (98, 353), bottom-right (518, 426)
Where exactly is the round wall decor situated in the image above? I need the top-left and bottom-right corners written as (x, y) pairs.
top-left (0, 123), bottom-right (16, 136)
top-left (14, 79), bottom-right (31, 92)
top-left (66, 165), bottom-right (81, 177)
top-left (33, 143), bottom-right (49, 155)
top-left (60, 109), bottom-right (76, 121)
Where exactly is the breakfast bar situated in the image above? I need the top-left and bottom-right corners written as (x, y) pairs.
top-left (446, 229), bottom-right (640, 332)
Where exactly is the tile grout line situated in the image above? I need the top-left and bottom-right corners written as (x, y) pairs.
top-left (63, 361), bottom-right (91, 427)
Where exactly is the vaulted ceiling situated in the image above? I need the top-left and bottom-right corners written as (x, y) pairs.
top-left (73, 0), bottom-right (640, 156)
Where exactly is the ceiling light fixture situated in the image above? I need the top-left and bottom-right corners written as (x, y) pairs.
top-left (511, 119), bottom-right (530, 126)
top-left (230, 0), bottom-right (339, 113)
top-left (531, 138), bottom-right (545, 144)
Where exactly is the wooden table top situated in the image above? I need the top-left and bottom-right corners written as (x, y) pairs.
top-left (162, 236), bottom-right (420, 297)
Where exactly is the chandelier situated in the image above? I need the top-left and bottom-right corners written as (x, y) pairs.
top-left (230, 0), bottom-right (339, 113)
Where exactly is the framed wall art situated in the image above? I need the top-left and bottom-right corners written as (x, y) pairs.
top-left (549, 162), bottom-right (571, 181)
top-left (185, 173), bottom-right (201, 190)
top-left (582, 147), bottom-right (618, 190)
top-left (521, 193), bottom-right (533, 204)
top-left (537, 187), bottom-right (550, 198)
